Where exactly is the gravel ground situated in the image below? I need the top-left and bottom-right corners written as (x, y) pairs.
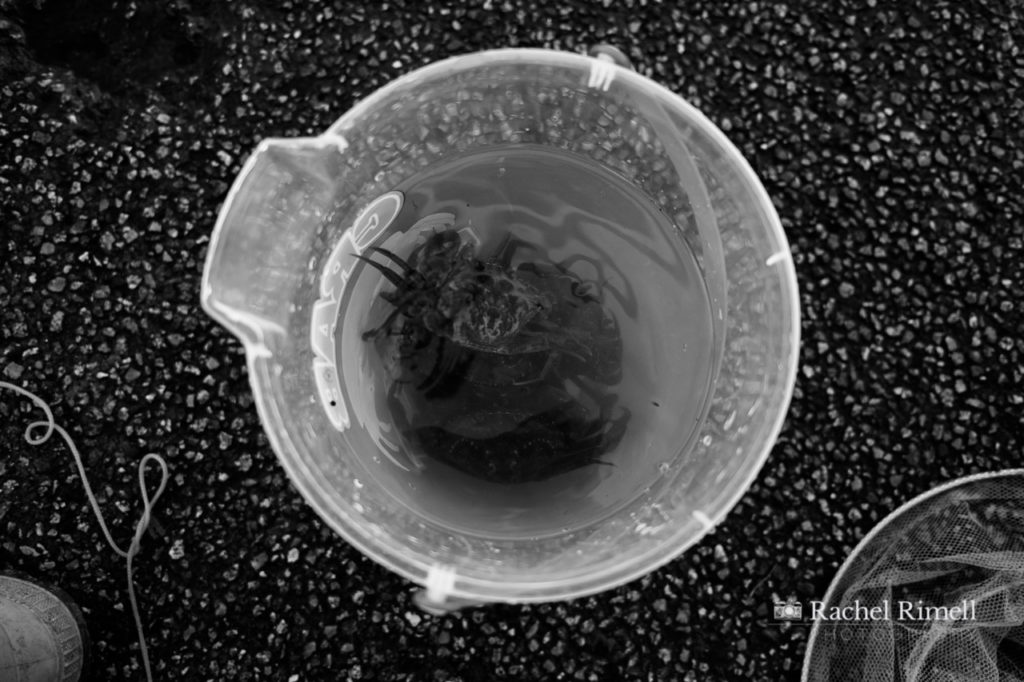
top-left (1, 1), bottom-right (1022, 680)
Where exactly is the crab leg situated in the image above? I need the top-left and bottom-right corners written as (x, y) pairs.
top-left (516, 320), bottom-right (593, 364)
top-left (361, 306), bottom-right (405, 340)
top-left (417, 339), bottom-right (471, 397)
top-left (364, 245), bottom-right (416, 275)
top-left (353, 253), bottom-right (406, 288)
top-left (510, 353), bottom-right (557, 386)
top-left (490, 234), bottom-right (539, 267)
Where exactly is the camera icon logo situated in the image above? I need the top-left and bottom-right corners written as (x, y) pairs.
top-left (773, 600), bottom-right (803, 622)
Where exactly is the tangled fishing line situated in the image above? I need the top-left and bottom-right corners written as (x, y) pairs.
top-left (0, 380), bottom-right (168, 682)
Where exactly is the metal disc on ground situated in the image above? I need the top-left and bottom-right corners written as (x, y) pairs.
top-left (0, 574), bottom-right (87, 682)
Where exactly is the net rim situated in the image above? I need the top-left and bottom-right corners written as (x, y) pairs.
top-left (801, 468), bottom-right (1024, 682)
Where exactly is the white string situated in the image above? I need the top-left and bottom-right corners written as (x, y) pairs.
top-left (0, 380), bottom-right (168, 682)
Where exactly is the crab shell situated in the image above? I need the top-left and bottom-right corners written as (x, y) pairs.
top-left (440, 261), bottom-right (555, 352)
top-left (403, 377), bottom-right (630, 484)
top-left (412, 403), bottom-right (629, 484)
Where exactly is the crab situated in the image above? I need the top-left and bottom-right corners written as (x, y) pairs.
top-left (356, 218), bottom-right (629, 483)
top-left (359, 229), bottom-right (578, 350)
top-left (401, 377), bottom-right (629, 483)
top-left (413, 403), bottom-right (630, 484)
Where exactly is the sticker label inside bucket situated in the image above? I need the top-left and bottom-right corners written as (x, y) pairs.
top-left (311, 191), bottom-right (403, 432)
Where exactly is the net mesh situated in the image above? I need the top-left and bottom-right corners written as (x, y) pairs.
top-left (804, 471), bottom-right (1024, 682)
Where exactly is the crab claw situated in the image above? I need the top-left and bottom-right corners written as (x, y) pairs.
top-left (354, 253), bottom-right (406, 288)
top-left (364, 246), bottom-right (416, 276)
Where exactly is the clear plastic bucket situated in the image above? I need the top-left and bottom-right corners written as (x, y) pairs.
top-left (201, 48), bottom-right (799, 611)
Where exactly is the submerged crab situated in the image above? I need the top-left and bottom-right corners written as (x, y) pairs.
top-left (357, 217), bottom-right (629, 483)
top-left (403, 379), bottom-right (630, 484)
top-left (413, 401), bottom-right (630, 484)
top-left (359, 229), bottom-right (598, 354)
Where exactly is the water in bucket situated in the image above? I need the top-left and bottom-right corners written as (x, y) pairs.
top-left (201, 48), bottom-right (799, 610)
